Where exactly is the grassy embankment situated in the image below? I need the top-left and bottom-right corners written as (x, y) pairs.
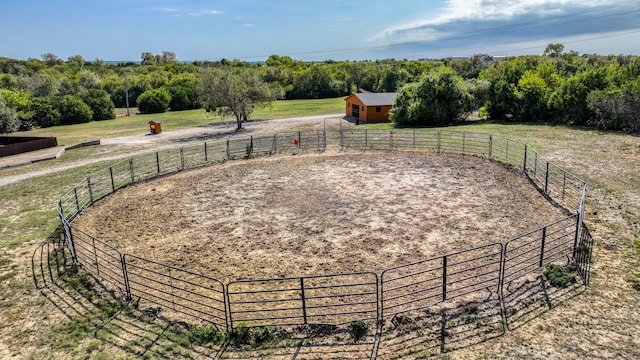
top-left (0, 105), bottom-right (639, 358)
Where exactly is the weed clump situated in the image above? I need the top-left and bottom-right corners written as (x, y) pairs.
top-left (543, 263), bottom-right (576, 288)
top-left (347, 320), bottom-right (369, 342)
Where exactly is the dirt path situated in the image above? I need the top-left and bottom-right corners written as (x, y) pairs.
top-left (0, 114), bottom-right (345, 187)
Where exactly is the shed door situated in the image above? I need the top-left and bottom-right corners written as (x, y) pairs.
top-left (351, 103), bottom-right (360, 118)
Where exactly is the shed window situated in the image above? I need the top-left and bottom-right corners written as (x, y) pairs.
top-left (376, 106), bottom-right (381, 112)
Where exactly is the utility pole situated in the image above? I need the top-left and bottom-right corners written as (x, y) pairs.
top-left (124, 72), bottom-right (130, 117)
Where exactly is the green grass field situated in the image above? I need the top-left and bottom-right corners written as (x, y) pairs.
top-left (24, 97), bottom-right (345, 145)
top-left (0, 113), bottom-right (639, 358)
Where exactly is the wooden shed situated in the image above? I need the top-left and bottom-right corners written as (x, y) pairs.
top-left (344, 92), bottom-right (396, 123)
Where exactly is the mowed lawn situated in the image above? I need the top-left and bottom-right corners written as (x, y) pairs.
top-left (0, 116), bottom-right (639, 358)
top-left (22, 97), bottom-right (345, 145)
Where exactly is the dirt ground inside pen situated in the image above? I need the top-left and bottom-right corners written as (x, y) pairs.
top-left (73, 151), bottom-right (566, 282)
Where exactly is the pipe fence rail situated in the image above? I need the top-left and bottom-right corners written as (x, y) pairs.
top-left (56, 129), bottom-right (592, 346)
top-left (227, 272), bottom-right (378, 329)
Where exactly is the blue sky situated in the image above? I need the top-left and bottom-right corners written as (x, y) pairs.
top-left (1, 0), bottom-right (639, 62)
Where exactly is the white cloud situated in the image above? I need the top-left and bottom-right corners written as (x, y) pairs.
top-left (375, 0), bottom-right (623, 44)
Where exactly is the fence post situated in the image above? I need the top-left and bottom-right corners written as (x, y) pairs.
top-left (523, 144), bottom-right (528, 172)
top-left (129, 158), bottom-right (134, 183)
top-left (226, 139), bottom-right (230, 160)
top-left (273, 134), bottom-right (278, 154)
top-left (121, 254), bottom-right (131, 301)
top-left (204, 142), bottom-right (208, 162)
top-left (298, 131), bottom-right (301, 149)
top-left (413, 128), bottom-right (416, 148)
top-left (87, 176), bottom-right (94, 204)
top-left (539, 227), bottom-right (547, 268)
top-left (300, 277), bottom-right (308, 324)
top-left (562, 171), bottom-right (566, 200)
top-left (544, 162), bottom-right (550, 194)
top-left (390, 130), bottom-right (393, 150)
top-left (156, 152), bottom-right (160, 174)
top-left (74, 188), bottom-right (80, 212)
top-left (534, 152), bottom-right (538, 176)
top-left (91, 236), bottom-right (100, 276)
top-left (437, 131), bottom-right (441, 154)
top-left (365, 129), bottom-right (368, 148)
top-left (572, 215), bottom-right (580, 259)
top-left (462, 132), bottom-right (466, 154)
top-left (109, 167), bottom-right (115, 191)
top-left (442, 255), bottom-right (447, 301)
top-left (506, 139), bottom-right (509, 163)
top-left (180, 147), bottom-right (185, 170)
top-left (317, 129), bottom-right (320, 150)
top-left (488, 135), bottom-right (493, 159)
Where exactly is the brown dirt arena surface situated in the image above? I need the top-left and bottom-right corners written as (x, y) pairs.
top-left (74, 151), bottom-right (566, 282)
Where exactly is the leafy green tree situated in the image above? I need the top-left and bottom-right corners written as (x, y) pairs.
top-left (30, 96), bottom-right (60, 127)
top-left (544, 43), bottom-right (565, 58)
top-left (390, 67), bottom-right (472, 126)
top-left (0, 96), bottom-right (19, 134)
top-left (198, 68), bottom-right (274, 130)
top-left (67, 54), bottom-right (85, 67)
top-left (137, 88), bottom-right (171, 113)
top-left (41, 53), bottom-right (62, 66)
top-left (83, 89), bottom-right (115, 120)
top-left (289, 64), bottom-right (345, 99)
top-left (166, 81), bottom-right (200, 111)
top-left (515, 70), bottom-right (550, 122)
top-left (0, 89), bottom-right (32, 127)
top-left (59, 95), bottom-right (93, 124)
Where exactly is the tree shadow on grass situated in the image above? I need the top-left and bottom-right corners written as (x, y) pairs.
top-left (32, 229), bottom-right (225, 359)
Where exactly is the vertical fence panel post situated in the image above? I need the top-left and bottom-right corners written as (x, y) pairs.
top-left (573, 214), bottom-right (580, 258)
top-left (226, 139), bottom-right (230, 160)
top-left (180, 147), bottom-right (185, 170)
top-left (298, 131), bottom-right (301, 149)
top-left (121, 254), bottom-right (131, 301)
top-left (462, 132), bottom-right (466, 154)
top-left (390, 130), bottom-right (393, 150)
top-left (300, 277), bottom-right (308, 324)
top-left (156, 152), bottom-right (160, 173)
top-left (534, 152), bottom-right (538, 176)
top-left (129, 158), bottom-right (135, 183)
top-left (365, 129), bottom-right (368, 148)
top-left (545, 162), bottom-right (550, 194)
top-left (413, 128), bottom-right (416, 148)
top-left (562, 171), bottom-right (566, 200)
top-left (523, 144), bottom-right (528, 172)
top-left (506, 140), bottom-right (509, 163)
top-left (317, 129), bottom-right (320, 150)
top-left (539, 227), bottom-right (547, 268)
top-left (442, 255), bottom-right (447, 301)
top-left (87, 176), bottom-right (94, 204)
top-left (91, 236), bottom-right (99, 276)
top-left (488, 135), bottom-right (493, 159)
top-left (437, 131), bottom-right (441, 154)
top-left (204, 142), bottom-right (208, 162)
top-left (109, 167), bottom-right (115, 191)
top-left (273, 134), bottom-right (278, 154)
top-left (74, 188), bottom-right (80, 212)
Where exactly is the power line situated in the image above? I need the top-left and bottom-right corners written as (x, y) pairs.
top-left (229, 4), bottom-right (640, 61)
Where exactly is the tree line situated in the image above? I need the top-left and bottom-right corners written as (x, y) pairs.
top-left (1, 46), bottom-right (639, 134)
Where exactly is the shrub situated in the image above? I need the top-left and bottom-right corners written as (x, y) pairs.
top-left (189, 324), bottom-right (224, 345)
top-left (137, 88), bottom-right (171, 114)
top-left (83, 89), bottom-right (115, 120)
top-left (544, 263), bottom-right (576, 288)
top-left (347, 320), bottom-right (369, 342)
top-left (59, 95), bottom-right (93, 125)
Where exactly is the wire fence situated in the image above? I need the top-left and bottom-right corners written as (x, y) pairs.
top-left (56, 128), bottom-right (592, 345)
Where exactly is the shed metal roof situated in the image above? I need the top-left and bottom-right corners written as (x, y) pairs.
top-left (350, 92), bottom-right (397, 106)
